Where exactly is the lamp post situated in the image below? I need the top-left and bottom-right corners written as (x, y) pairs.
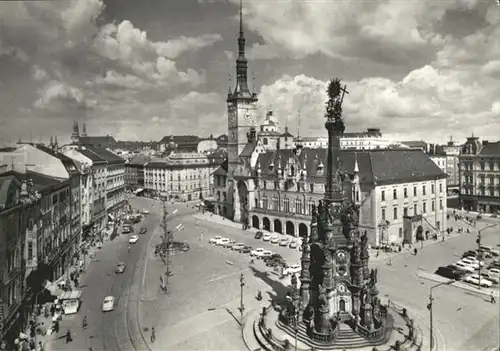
top-left (477, 223), bottom-right (498, 289)
top-left (239, 273), bottom-right (245, 329)
top-left (427, 281), bottom-right (453, 351)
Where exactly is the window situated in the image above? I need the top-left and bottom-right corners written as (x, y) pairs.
top-left (308, 200), bottom-right (314, 215)
top-left (262, 195), bottom-right (268, 210)
top-left (393, 189), bottom-right (397, 200)
top-left (381, 190), bottom-right (385, 201)
top-left (404, 188), bottom-right (408, 198)
top-left (431, 200), bottom-right (435, 212)
top-left (295, 199), bottom-right (302, 214)
top-left (382, 208), bottom-right (386, 220)
top-left (403, 208), bottom-right (408, 217)
top-left (272, 195), bottom-right (279, 211)
top-left (423, 186), bottom-right (426, 196)
top-left (439, 199), bottom-right (443, 209)
top-left (28, 242), bottom-right (33, 260)
top-left (399, 227), bottom-right (403, 238)
top-left (393, 207), bottom-right (398, 220)
top-left (263, 181), bottom-right (267, 189)
top-left (439, 183), bottom-right (442, 193)
top-left (423, 202), bottom-right (427, 213)
top-left (414, 204), bottom-right (418, 215)
top-left (413, 186), bottom-right (417, 196)
top-left (431, 184), bottom-right (435, 194)
top-left (283, 198), bottom-right (290, 212)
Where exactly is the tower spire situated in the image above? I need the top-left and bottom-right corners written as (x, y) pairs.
top-left (239, 0), bottom-right (244, 39)
top-left (232, 0), bottom-right (250, 97)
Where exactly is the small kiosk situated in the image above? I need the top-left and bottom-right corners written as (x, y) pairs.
top-left (59, 290), bottom-right (82, 315)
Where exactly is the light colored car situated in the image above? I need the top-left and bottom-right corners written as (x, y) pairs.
top-left (115, 262), bottom-right (126, 274)
top-left (261, 250), bottom-right (273, 259)
top-left (270, 235), bottom-right (280, 244)
top-left (459, 258), bottom-right (480, 269)
top-left (102, 296), bottom-right (115, 312)
top-left (262, 233), bottom-right (272, 241)
top-left (283, 264), bottom-right (302, 276)
top-left (140, 209), bottom-right (150, 214)
top-left (489, 268), bottom-right (500, 276)
top-left (218, 238), bottom-right (230, 246)
top-left (279, 238), bottom-right (290, 247)
top-left (128, 235), bottom-right (139, 244)
top-left (209, 236), bottom-right (222, 244)
top-left (480, 272), bottom-right (499, 284)
top-left (464, 274), bottom-right (493, 288)
top-left (232, 243), bottom-right (245, 251)
top-left (223, 240), bottom-right (237, 248)
top-left (122, 225), bottom-right (132, 234)
top-left (452, 262), bottom-right (475, 273)
top-left (462, 257), bottom-right (484, 267)
top-left (250, 248), bottom-right (265, 257)
top-left (289, 240), bottom-right (298, 249)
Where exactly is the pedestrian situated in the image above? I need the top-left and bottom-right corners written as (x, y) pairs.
top-left (490, 292), bottom-right (496, 304)
top-left (29, 339), bottom-right (35, 351)
top-left (376, 250), bottom-right (379, 258)
top-left (414, 248), bottom-right (418, 256)
top-left (65, 329), bottom-right (72, 343)
top-left (151, 326), bottom-right (156, 343)
top-left (38, 341), bottom-right (43, 351)
top-left (82, 316), bottom-right (88, 329)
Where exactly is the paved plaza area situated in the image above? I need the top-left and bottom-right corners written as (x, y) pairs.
top-left (138, 207), bottom-right (500, 351)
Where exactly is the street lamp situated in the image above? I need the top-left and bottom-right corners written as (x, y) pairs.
top-left (477, 223), bottom-right (498, 289)
top-left (239, 273), bottom-right (245, 329)
top-left (427, 281), bottom-right (453, 351)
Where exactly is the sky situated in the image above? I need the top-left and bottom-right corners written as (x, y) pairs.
top-left (0, 0), bottom-right (499, 145)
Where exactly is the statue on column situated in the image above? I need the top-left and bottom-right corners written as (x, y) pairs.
top-left (316, 284), bottom-right (332, 334)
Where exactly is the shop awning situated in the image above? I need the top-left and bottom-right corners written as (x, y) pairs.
top-left (108, 213), bottom-right (115, 221)
top-left (43, 280), bottom-right (64, 297)
top-left (134, 188), bottom-right (144, 194)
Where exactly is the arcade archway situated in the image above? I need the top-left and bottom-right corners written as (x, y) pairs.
top-left (274, 219), bottom-right (283, 234)
top-left (263, 217), bottom-right (271, 231)
top-left (299, 223), bottom-right (308, 238)
top-left (286, 221), bottom-right (295, 236)
top-left (252, 215), bottom-right (260, 229)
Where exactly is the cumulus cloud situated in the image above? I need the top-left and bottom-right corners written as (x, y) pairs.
top-left (34, 81), bottom-right (93, 112)
top-left (32, 65), bottom-right (49, 81)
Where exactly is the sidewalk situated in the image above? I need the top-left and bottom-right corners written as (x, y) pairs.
top-left (21, 241), bottom-right (104, 351)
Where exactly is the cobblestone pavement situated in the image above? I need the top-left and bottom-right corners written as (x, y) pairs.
top-left (139, 210), bottom-right (500, 351)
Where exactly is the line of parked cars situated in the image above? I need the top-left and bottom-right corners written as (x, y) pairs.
top-left (254, 231), bottom-right (301, 250)
top-left (435, 245), bottom-right (500, 288)
top-left (208, 234), bottom-right (302, 276)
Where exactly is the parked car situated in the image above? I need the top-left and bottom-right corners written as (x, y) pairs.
top-left (140, 209), bottom-right (150, 214)
top-left (462, 257), bottom-right (484, 267)
top-left (139, 227), bottom-right (147, 235)
top-left (488, 267), bottom-right (500, 276)
top-left (490, 249), bottom-right (500, 257)
top-left (261, 250), bottom-right (273, 259)
top-left (217, 238), bottom-right (230, 246)
top-left (128, 235), bottom-right (139, 244)
top-left (279, 238), bottom-right (290, 247)
top-left (254, 231), bottom-right (264, 240)
top-left (283, 264), bottom-right (301, 276)
top-left (264, 254), bottom-right (283, 263)
top-left (232, 243), bottom-right (245, 251)
top-left (480, 272), bottom-right (499, 284)
top-left (478, 249), bottom-right (493, 258)
top-left (266, 257), bottom-right (286, 267)
top-left (289, 240), bottom-right (298, 249)
top-left (270, 235), bottom-right (280, 244)
top-left (115, 262), bottom-right (127, 274)
top-left (464, 274), bottom-right (493, 288)
top-left (250, 248), bottom-right (265, 258)
top-left (458, 259), bottom-right (479, 270)
top-left (488, 262), bottom-right (500, 270)
top-left (262, 233), bottom-right (272, 241)
top-left (452, 262), bottom-right (475, 273)
top-left (239, 246), bottom-right (252, 254)
top-left (223, 240), bottom-right (237, 248)
top-left (122, 225), bottom-right (132, 234)
top-left (462, 250), bottom-right (477, 258)
top-left (209, 236), bottom-right (222, 244)
top-left (102, 296), bottom-right (115, 312)
top-left (434, 266), bottom-right (464, 280)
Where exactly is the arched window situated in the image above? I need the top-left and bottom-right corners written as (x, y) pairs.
top-left (283, 197), bottom-right (290, 212)
top-left (295, 198), bottom-right (303, 214)
top-left (272, 194), bottom-right (279, 211)
top-left (262, 194), bottom-right (268, 210)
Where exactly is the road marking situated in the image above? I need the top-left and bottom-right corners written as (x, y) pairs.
top-left (208, 269), bottom-right (248, 283)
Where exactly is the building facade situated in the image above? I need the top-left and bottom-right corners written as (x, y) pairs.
top-left (125, 154), bottom-right (150, 190)
top-left (144, 152), bottom-right (212, 201)
top-left (299, 129), bottom-right (395, 150)
top-left (429, 153), bottom-right (446, 174)
top-left (243, 148), bottom-right (447, 246)
top-left (459, 137), bottom-right (500, 213)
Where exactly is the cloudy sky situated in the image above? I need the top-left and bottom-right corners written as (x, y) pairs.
top-left (0, 0), bottom-right (499, 145)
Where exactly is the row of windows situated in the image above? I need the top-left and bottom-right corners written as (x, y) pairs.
top-left (381, 183), bottom-right (443, 201)
top-left (461, 161), bottom-right (500, 171)
top-left (462, 188), bottom-right (500, 196)
top-left (382, 199), bottom-right (443, 220)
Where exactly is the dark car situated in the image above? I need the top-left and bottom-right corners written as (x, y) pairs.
top-left (239, 246), bottom-right (252, 253)
top-left (139, 227), bottom-right (147, 235)
top-left (266, 257), bottom-right (286, 267)
top-left (264, 253), bottom-right (283, 263)
top-left (435, 266), bottom-right (464, 280)
top-left (254, 231), bottom-right (264, 240)
top-left (463, 250), bottom-right (477, 258)
top-left (115, 262), bottom-right (127, 274)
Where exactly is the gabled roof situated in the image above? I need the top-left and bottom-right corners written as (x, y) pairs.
top-left (478, 142), bottom-right (500, 157)
top-left (128, 154), bottom-right (151, 166)
top-left (158, 135), bottom-right (200, 145)
top-left (212, 159), bottom-right (228, 176)
top-left (78, 149), bottom-right (105, 163)
top-left (79, 136), bottom-right (117, 149)
top-left (84, 147), bottom-right (125, 164)
top-left (256, 148), bottom-right (445, 185)
top-left (240, 141), bottom-right (257, 158)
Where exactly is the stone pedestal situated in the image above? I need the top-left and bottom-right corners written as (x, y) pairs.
top-left (317, 305), bottom-right (333, 334)
top-left (362, 303), bottom-right (373, 330)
